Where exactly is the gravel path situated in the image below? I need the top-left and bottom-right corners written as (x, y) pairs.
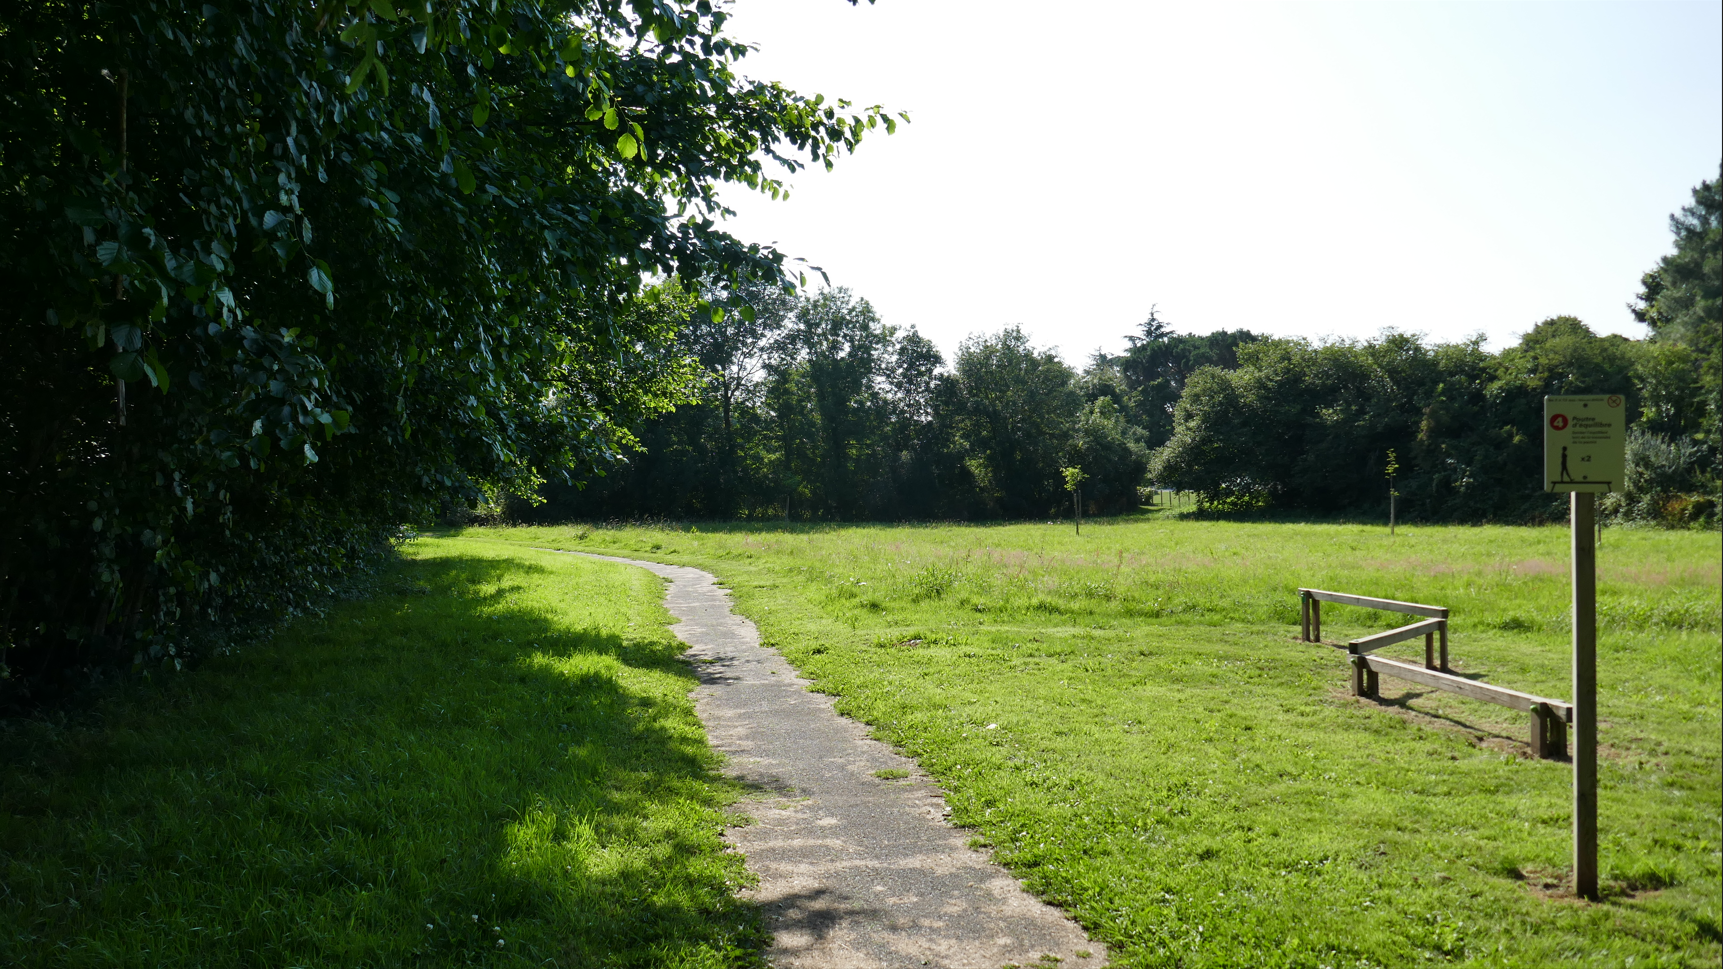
top-left (563, 552), bottom-right (1104, 969)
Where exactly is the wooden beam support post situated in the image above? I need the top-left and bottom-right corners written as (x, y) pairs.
top-left (1530, 703), bottom-right (1570, 761)
top-left (1572, 492), bottom-right (1598, 899)
top-left (1301, 591), bottom-right (1311, 642)
top-left (1312, 598), bottom-right (1321, 644)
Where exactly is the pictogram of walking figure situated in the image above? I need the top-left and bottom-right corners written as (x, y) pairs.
top-left (1559, 445), bottom-right (1574, 482)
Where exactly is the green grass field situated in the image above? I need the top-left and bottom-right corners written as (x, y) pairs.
top-left (0, 538), bottom-right (766, 968)
top-left (476, 513), bottom-right (1721, 969)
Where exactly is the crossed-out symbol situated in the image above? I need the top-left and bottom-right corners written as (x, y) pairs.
top-left (1549, 414), bottom-right (1569, 431)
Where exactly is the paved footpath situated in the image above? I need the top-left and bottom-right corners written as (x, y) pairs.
top-left (566, 553), bottom-right (1104, 969)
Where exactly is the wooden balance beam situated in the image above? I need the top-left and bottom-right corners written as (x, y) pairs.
top-left (1300, 588), bottom-right (1570, 760)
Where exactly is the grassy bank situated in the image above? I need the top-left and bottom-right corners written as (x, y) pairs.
top-left (475, 515), bottom-right (1721, 969)
top-left (0, 537), bottom-right (764, 968)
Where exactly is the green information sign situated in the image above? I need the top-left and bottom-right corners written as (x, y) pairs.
top-left (1544, 395), bottom-right (1626, 493)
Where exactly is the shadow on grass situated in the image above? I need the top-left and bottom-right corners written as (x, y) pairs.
top-left (0, 552), bottom-right (764, 968)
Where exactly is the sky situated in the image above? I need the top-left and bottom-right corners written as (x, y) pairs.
top-left (711, 0), bottom-right (1723, 365)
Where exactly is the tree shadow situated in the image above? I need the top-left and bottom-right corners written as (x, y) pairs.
top-left (0, 551), bottom-right (768, 967)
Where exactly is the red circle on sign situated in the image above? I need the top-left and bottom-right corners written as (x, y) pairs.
top-left (1607, 395), bottom-right (1622, 408)
top-left (1550, 414), bottom-right (1569, 431)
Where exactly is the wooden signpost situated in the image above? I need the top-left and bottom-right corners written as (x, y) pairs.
top-left (1544, 393), bottom-right (1626, 901)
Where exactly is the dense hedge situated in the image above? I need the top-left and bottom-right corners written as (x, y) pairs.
top-left (0, 0), bottom-right (892, 704)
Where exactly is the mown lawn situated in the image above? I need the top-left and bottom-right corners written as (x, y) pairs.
top-left (0, 537), bottom-right (765, 968)
top-left (476, 514), bottom-right (1721, 969)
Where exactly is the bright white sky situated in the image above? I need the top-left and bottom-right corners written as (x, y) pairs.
top-left (713, 0), bottom-right (1723, 365)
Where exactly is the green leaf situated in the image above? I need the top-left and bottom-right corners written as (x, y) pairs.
top-left (368, 0), bottom-right (399, 20)
top-left (145, 348), bottom-right (171, 392)
top-left (709, 304), bottom-right (724, 323)
top-left (110, 352), bottom-right (147, 382)
top-left (617, 133), bottom-right (638, 159)
top-left (307, 265), bottom-right (333, 295)
top-left (473, 101), bottom-right (490, 127)
top-left (453, 158), bottom-right (476, 194)
top-left (64, 204), bottom-right (105, 226)
top-left (603, 108), bottom-right (619, 130)
top-left (346, 55), bottom-right (375, 94)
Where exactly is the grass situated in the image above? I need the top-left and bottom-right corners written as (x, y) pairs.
top-left (473, 513), bottom-right (1722, 969)
top-left (0, 537), bottom-right (766, 968)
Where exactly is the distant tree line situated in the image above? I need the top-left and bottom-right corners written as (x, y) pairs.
top-left (518, 282), bottom-right (1156, 522)
top-left (524, 168), bottom-right (1720, 527)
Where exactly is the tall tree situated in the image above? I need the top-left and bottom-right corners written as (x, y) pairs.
top-left (1110, 309), bottom-right (1260, 448)
top-left (1631, 165), bottom-right (1721, 453)
top-left (939, 327), bottom-right (1082, 517)
top-left (766, 289), bottom-right (891, 517)
top-left (0, 0), bottom-right (895, 692)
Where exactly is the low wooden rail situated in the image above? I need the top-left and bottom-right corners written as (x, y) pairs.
top-left (1300, 588), bottom-right (1448, 670)
top-left (1300, 588), bottom-right (1570, 760)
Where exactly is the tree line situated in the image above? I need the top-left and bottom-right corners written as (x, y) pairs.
top-left (525, 169), bottom-right (1719, 528)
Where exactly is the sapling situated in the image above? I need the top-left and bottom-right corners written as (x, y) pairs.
top-left (1062, 466), bottom-right (1088, 535)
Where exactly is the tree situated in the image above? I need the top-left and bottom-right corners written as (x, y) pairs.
top-left (1631, 165), bottom-right (1721, 460)
top-left (940, 327), bottom-right (1082, 517)
top-left (0, 0), bottom-right (897, 695)
top-left (766, 289), bottom-right (892, 517)
top-left (1065, 396), bottom-right (1148, 514)
top-left (1110, 309), bottom-right (1260, 448)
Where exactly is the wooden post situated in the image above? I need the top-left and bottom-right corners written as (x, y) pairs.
top-left (1531, 703), bottom-right (1572, 762)
top-left (1424, 630), bottom-right (1435, 670)
top-left (1438, 618), bottom-right (1449, 671)
top-left (1301, 592), bottom-right (1311, 642)
top-left (1350, 652), bottom-right (1366, 696)
top-left (1572, 492), bottom-right (1598, 899)
top-left (1312, 599), bottom-right (1321, 644)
